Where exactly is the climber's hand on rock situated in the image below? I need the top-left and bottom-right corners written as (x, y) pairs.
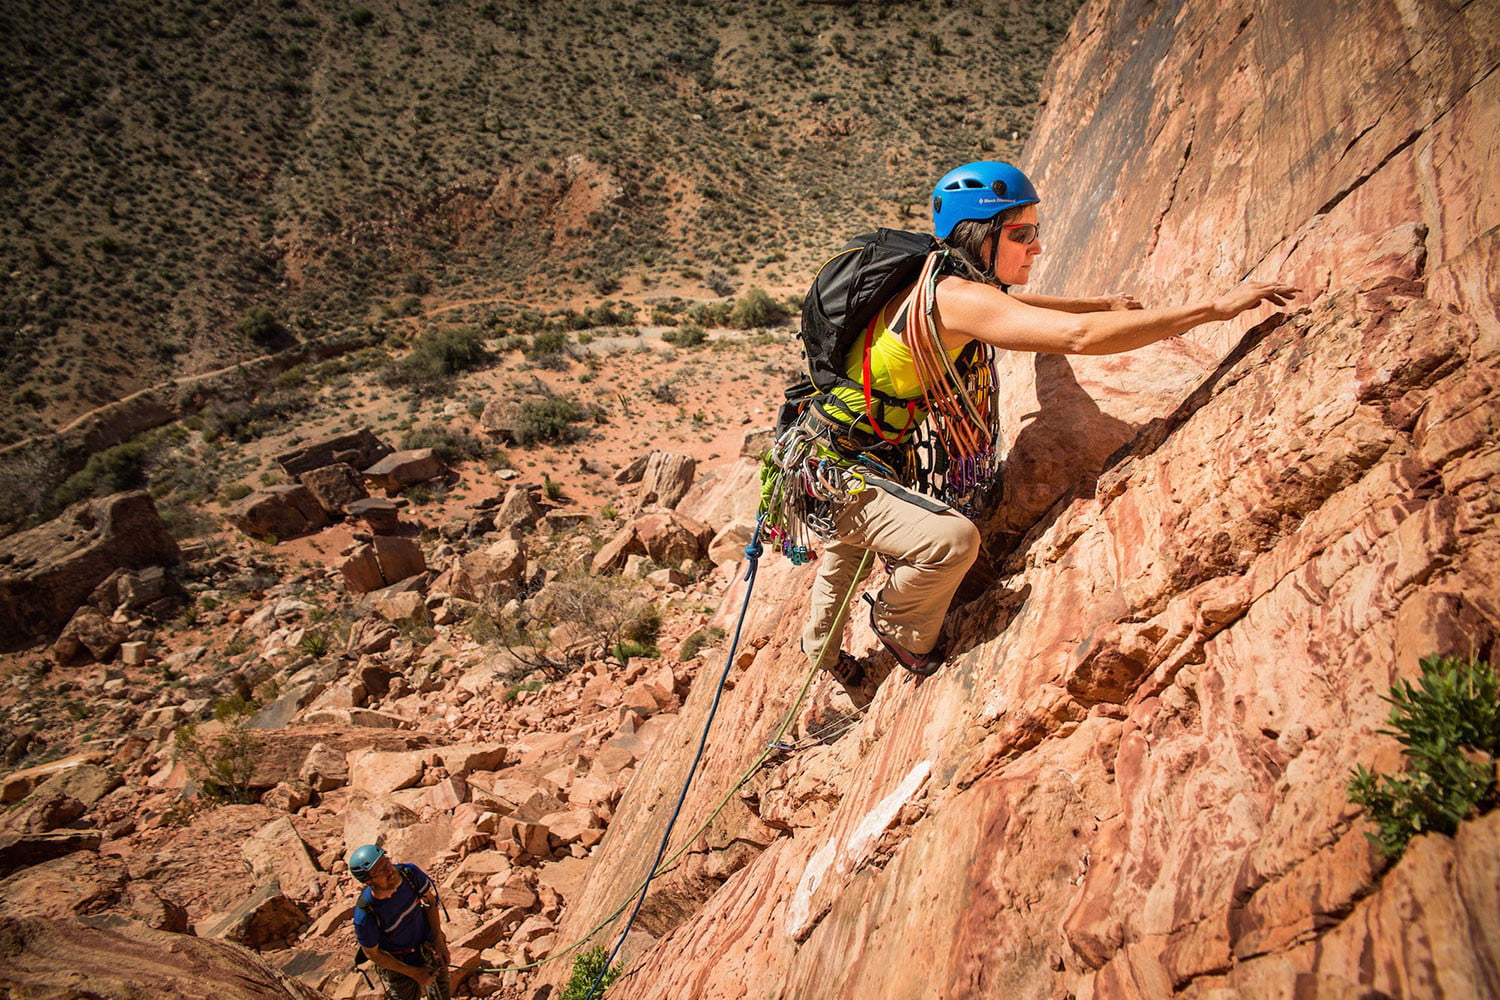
top-left (1100, 292), bottom-right (1142, 311)
top-left (1212, 281), bottom-right (1299, 321)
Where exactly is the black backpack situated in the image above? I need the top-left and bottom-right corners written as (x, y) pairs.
top-left (781, 228), bottom-right (978, 443)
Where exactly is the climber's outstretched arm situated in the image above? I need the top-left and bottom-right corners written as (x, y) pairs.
top-left (935, 277), bottom-right (1298, 356)
top-left (1008, 291), bottom-right (1142, 314)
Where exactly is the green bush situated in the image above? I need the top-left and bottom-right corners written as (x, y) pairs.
top-left (1348, 653), bottom-right (1499, 858)
top-left (515, 396), bottom-right (591, 446)
top-left (731, 287), bottom-right (789, 329)
top-left (679, 626), bottom-right (726, 661)
top-left (559, 946), bottom-right (621, 999)
top-left (661, 323), bottom-right (706, 347)
top-left (687, 301), bottom-right (733, 327)
top-left (174, 694), bottom-right (261, 804)
top-left (238, 307), bottom-right (290, 348)
top-left (53, 441), bottom-right (149, 508)
top-left (298, 631), bottom-right (329, 657)
top-left (385, 327), bottom-right (490, 393)
top-left (400, 424), bottom-right (488, 463)
top-left (529, 329), bottom-right (569, 357)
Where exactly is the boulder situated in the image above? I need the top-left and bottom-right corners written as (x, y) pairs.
top-left (740, 426), bottom-right (775, 458)
top-left (298, 462), bottom-right (369, 517)
top-left (276, 428), bottom-right (392, 477)
top-left (201, 879), bottom-right (308, 950)
top-left (346, 496), bottom-right (404, 533)
top-left (0, 491), bottom-right (180, 652)
top-left (480, 384), bottom-right (555, 444)
top-left (374, 590), bottom-right (428, 625)
top-left (51, 606), bottom-right (129, 665)
top-left (634, 510), bottom-right (712, 566)
top-left (340, 536), bottom-right (426, 594)
top-left (707, 518), bottom-right (757, 566)
top-left (1, 752), bottom-right (109, 805)
top-left (299, 742), bottom-right (350, 792)
top-left (346, 616), bottom-right (399, 655)
top-left (229, 484), bottom-right (330, 541)
top-left (124, 882), bottom-right (191, 933)
top-left (0, 830), bottom-right (103, 877)
top-left (633, 452), bottom-right (696, 512)
top-left (243, 816), bottom-right (322, 894)
top-left (613, 454), bottom-right (650, 484)
top-left (346, 749), bottom-right (427, 798)
top-left (342, 797), bottom-right (420, 852)
top-left (112, 566), bottom-right (177, 614)
top-left (0, 914), bottom-right (323, 998)
top-left (452, 537), bottom-right (527, 604)
top-left (494, 485), bottom-right (545, 532)
top-left (363, 448), bottom-right (444, 493)
top-left (591, 524), bottom-right (645, 575)
top-left (537, 809), bottom-right (601, 848)
top-left (381, 817), bottom-right (454, 868)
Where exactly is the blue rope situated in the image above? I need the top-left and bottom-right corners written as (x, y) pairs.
top-left (582, 518), bottom-right (766, 1000)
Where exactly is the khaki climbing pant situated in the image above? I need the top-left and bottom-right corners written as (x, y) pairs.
top-left (802, 476), bottom-right (980, 670)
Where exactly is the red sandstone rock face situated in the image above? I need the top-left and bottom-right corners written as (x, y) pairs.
top-left (0, 914), bottom-right (323, 999)
top-left (543, 2), bottom-right (1500, 997)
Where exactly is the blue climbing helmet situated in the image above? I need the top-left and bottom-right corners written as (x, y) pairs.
top-left (348, 844), bottom-right (385, 883)
top-left (931, 161), bottom-right (1040, 239)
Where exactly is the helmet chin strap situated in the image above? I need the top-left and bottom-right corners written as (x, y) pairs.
top-left (986, 225), bottom-right (1003, 281)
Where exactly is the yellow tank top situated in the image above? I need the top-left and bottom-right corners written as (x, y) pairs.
top-left (827, 300), bottom-right (964, 434)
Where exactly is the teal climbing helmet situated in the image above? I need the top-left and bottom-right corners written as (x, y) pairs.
top-left (348, 843), bottom-right (385, 883)
top-left (931, 161), bottom-right (1040, 239)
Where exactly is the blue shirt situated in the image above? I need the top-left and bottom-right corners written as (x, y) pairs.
top-left (353, 863), bottom-right (435, 958)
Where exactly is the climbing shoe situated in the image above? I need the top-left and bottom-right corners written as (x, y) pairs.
top-left (864, 594), bottom-right (944, 677)
top-left (825, 649), bottom-right (866, 688)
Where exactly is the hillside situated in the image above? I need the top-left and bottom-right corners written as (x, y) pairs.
top-left (0, 0), bottom-right (1078, 448)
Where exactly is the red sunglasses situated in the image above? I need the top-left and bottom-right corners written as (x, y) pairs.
top-left (1001, 223), bottom-right (1041, 245)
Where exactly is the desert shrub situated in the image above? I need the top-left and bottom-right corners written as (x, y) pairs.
top-left (528, 329), bottom-right (569, 357)
top-left (201, 387), bottom-right (313, 443)
top-left (238, 307), bottom-right (292, 349)
top-left (527, 571), bottom-right (660, 671)
top-left (298, 630), bottom-right (329, 657)
top-left (400, 424), bottom-right (488, 463)
top-left (514, 395), bottom-right (591, 446)
top-left (52, 440), bottom-right (149, 508)
top-left (173, 694), bottom-right (261, 804)
top-left (561, 947), bottom-right (624, 1000)
top-left (731, 287), bottom-right (789, 329)
top-left (661, 323), bottom-right (706, 347)
top-left (679, 626), bottom-right (726, 661)
top-left (384, 326), bottom-right (489, 393)
top-left (687, 301), bottom-right (733, 327)
top-left (1348, 653), bottom-right (1499, 858)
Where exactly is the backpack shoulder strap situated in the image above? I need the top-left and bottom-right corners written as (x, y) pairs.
top-left (354, 887), bottom-right (383, 932)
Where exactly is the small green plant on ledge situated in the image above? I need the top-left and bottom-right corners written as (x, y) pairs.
top-left (1348, 653), bottom-right (1499, 858)
top-left (559, 945), bottom-right (621, 1000)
